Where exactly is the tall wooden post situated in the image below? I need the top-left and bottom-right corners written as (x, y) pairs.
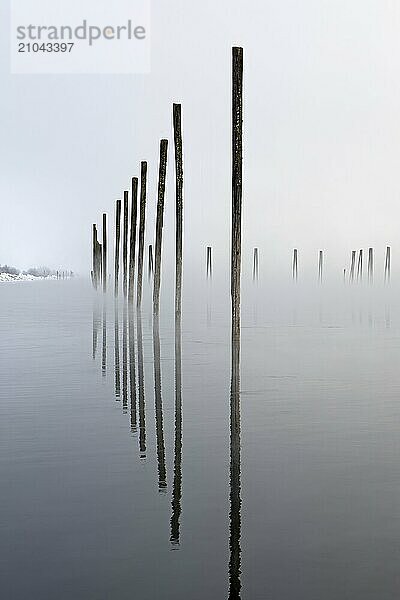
top-left (114, 200), bottom-right (121, 297)
top-left (357, 249), bottom-right (363, 281)
top-left (368, 247), bottom-right (373, 283)
top-left (318, 250), bottom-right (323, 283)
top-left (350, 250), bottom-right (356, 282)
top-left (173, 103), bottom-right (184, 322)
top-left (385, 246), bottom-right (391, 283)
top-left (136, 161), bottom-right (147, 308)
top-left (206, 246), bottom-right (212, 279)
top-left (102, 213), bottom-right (107, 293)
top-left (292, 249), bottom-right (298, 281)
top-left (148, 244), bottom-right (154, 281)
top-left (153, 139), bottom-right (168, 317)
top-left (123, 191), bottom-right (129, 298)
top-left (231, 46), bottom-right (243, 342)
top-left (128, 177), bottom-right (138, 303)
top-left (92, 224), bottom-right (98, 289)
top-left (253, 248), bottom-right (259, 282)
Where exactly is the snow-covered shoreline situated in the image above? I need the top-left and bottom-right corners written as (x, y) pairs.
top-left (0, 273), bottom-right (58, 283)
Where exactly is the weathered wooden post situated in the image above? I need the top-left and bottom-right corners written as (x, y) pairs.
top-left (153, 139), bottom-right (168, 317)
top-left (318, 250), bottom-right (323, 283)
top-left (253, 248), bottom-right (259, 282)
top-left (292, 249), bottom-right (298, 281)
top-left (148, 245), bottom-right (154, 281)
top-left (128, 177), bottom-right (138, 303)
top-left (114, 200), bottom-right (121, 297)
top-left (350, 250), bottom-right (356, 282)
top-left (122, 191), bottom-right (129, 298)
top-left (385, 246), bottom-right (391, 283)
top-left (137, 311), bottom-right (146, 457)
top-left (170, 310), bottom-right (183, 544)
top-left (368, 247), bottom-right (373, 283)
top-left (206, 246), bottom-right (212, 279)
top-left (102, 213), bottom-right (107, 293)
top-left (231, 46), bottom-right (243, 342)
top-left (173, 103), bottom-right (184, 322)
top-left (357, 249), bottom-right (363, 281)
top-left (136, 162), bottom-right (147, 308)
top-left (92, 224), bottom-right (98, 289)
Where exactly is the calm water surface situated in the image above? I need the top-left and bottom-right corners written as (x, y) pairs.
top-left (1, 279), bottom-right (400, 599)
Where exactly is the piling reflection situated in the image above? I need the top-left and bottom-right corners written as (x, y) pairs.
top-left (122, 302), bottom-right (128, 413)
top-left (92, 303), bottom-right (101, 360)
top-left (137, 311), bottom-right (146, 457)
top-left (114, 305), bottom-right (121, 398)
top-left (229, 333), bottom-right (242, 599)
top-left (128, 306), bottom-right (137, 433)
top-left (101, 303), bottom-right (107, 376)
top-left (170, 314), bottom-right (183, 545)
top-left (153, 315), bottom-right (167, 490)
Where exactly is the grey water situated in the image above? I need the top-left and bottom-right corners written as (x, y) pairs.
top-left (1, 277), bottom-right (400, 599)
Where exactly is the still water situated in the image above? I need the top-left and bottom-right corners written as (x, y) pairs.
top-left (1, 278), bottom-right (400, 599)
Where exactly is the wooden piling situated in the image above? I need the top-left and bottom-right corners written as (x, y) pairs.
top-left (231, 46), bottom-right (243, 342)
top-left (206, 246), bottom-right (212, 279)
top-left (357, 249), bottom-right (363, 281)
top-left (102, 213), bottom-right (107, 293)
top-left (114, 200), bottom-right (121, 297)
top-left (153, 139), bottom-right (168, 318)
top-left (292, 249), bottom-right (298, 281)
top-left (92, 224), bottom-right (98, 289)
top-left (123, 191), bottom-right (129, 298)
top-left (318, 250), bottom-right (323, 283)
top-left (253, 248), bottom-right (259, 282)
top-left (368, 247), bottom-right (373, 283)
top-left (385, 246), bottom-right (391, 283)
top-left (148, 244), bottom-right (154, 281)
top-left (173, 103), bottom-right (184, 322)
top-left (128, 177), bottom-right (138, 303)
top-left (350, 250), bottom-right (356, 282)
top-left (136, 162), bottom-right (147, 308)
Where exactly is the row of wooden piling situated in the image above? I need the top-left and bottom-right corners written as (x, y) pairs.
top-left (91, 107), bottom-right (184, 322)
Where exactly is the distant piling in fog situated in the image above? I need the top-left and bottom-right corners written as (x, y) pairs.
top-left (292, 249), bottom-right (298, 281)
top-left (318, 250), bottom-right (323, 283)
top-left (102, 213), bottom-right (107, 293)
top-left (206, 246), bottom-right (212, 279)
top-left (350, 250), bottom-right (356, 282)
top-left (128, 177), bottom-right (138, 303)
top-left (92, 224), bottom-right (98, 289)
top-left (153, 139), bottom-right (168, 318)
top-left (385, 246), bottom-right (391, 283)
top-left (368, 247), bottom-right (373, 283)
top-left (231, 46), bottom-right (243, 342)
top-left (253, 248), bottom-right (259, 282)
top-left (136, 162), bottom-right (147, 309)
top-left (148, 245), bottom-right (154, 281)
top-left (173, 103), bottom-right (184, 322)
top-left (122, 191), bottom-right (129, 298)
top-left (114, 200), bottom-right (121, 297)
top-left (357, 249), bottom-right (363, 281)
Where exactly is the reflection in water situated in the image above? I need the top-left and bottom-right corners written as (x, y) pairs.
top-left (101, 303), bottom-right (107, 376)
top-left (128, 306), bottom-right (137, 433)
top-left (114, 305), bottom-right (121, 399)
top-left (92, 303), bottom-right (101, 360)
top-left (229, 333), bottom-right (242, 599)
top-left (122, 302), bottom-right (128, 413)
top-left (170, 314), bottom-right (183, 545)
top-left (137, 312), bottom-right (146, 457)
top-left (153, 315), bottom-right (167, 491)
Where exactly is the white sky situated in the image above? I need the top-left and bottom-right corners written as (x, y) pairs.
top-left (1, 0), bottom-right (400, 277)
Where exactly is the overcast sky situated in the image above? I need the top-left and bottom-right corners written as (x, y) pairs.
top-left (1, 0), bottom-right (400, 278)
